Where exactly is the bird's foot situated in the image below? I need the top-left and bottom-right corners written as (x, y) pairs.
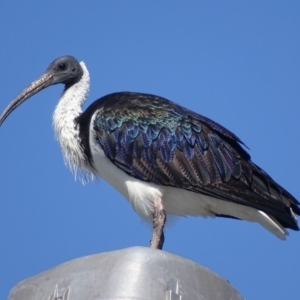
top-left (150, 197), bottom-right (166, 250)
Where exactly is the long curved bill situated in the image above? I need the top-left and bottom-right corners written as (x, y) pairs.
top-left (0, 72), bottom-right (54, 126)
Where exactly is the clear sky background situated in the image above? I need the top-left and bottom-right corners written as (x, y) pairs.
top-left (0, 2), bottom-right (299, 299)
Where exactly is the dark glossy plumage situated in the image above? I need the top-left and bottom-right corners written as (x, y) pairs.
top-left (77, 92), bottom-right (300, 231)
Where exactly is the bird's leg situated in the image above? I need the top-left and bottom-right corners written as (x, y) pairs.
top-left (150, 196), bottom-right (166, 250)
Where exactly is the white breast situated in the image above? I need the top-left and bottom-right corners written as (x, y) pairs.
top-left (89, 130), bottom-right (161, 222)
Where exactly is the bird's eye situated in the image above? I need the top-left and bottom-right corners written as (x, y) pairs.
top-left (58, 63), bottom-right (66, 70)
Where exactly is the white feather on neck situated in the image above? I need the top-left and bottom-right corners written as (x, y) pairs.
top-left (53, 62), bottom-right (94, 181)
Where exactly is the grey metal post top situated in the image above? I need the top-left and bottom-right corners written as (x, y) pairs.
top-left (8, 246), bottom-right (244, 300)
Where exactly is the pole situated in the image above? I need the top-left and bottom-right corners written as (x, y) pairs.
top-left (8, 247), bottom-right (244, 300)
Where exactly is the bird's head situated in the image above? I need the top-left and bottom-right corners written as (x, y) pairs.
top-left (0, 55), bottom-right (83, 126)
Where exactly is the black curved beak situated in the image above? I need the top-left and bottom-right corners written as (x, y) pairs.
top-left (0, 72), bottom-right (54, 126)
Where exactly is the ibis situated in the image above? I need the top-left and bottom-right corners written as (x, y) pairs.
top-left (0, 56), bottom-right (299, 250)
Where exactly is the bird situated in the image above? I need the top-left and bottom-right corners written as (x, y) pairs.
top-left (0, 55), bottom-right (299, 250)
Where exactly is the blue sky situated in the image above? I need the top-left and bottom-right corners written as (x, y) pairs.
top-left (0, 1), bottom-right (299, 299)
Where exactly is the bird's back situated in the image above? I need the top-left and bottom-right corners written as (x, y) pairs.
top-left (77, 92), bottom-right (299, 232)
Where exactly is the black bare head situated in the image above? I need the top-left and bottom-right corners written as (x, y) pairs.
top-left (46, 56), bottom-right (83, 88)
top-left (0, 55), bottom-right (84, 126)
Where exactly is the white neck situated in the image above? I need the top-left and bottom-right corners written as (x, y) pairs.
top-left (53, 62), bottom-right (93, 181)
